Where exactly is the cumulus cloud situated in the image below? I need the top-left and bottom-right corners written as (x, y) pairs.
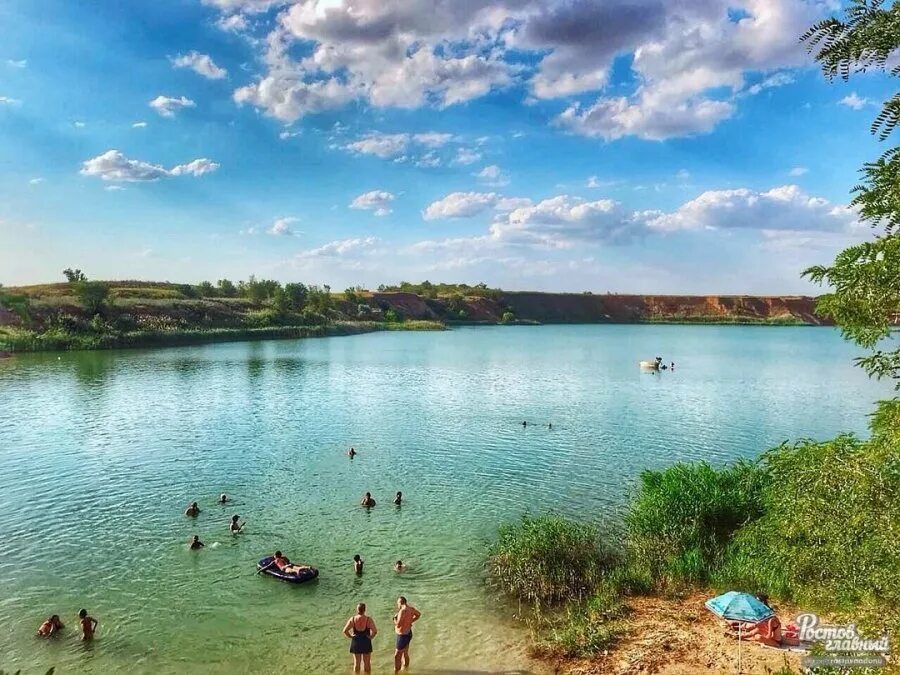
top-left (643, 185), bottom-right (859, 234)
top-left (210, 0), bottom-right (825, 140)
top-left (424, 192), bottom-right (500, 220)
top-left (215, 13), bottom-right (249, 32)
top-left (149, 95), bottom-right (196, 118)
top-left (452, 147), bottom-right (482, 165)
top-left (839, 92), bottom-right (872, 110)
top-left (269, 216), bottom-right (297, 235)
top-left (297, 236), bottom-right (379, 259)
top-left (350, 190), bottom-right (396, 216)
top-left (475, 164), bottom-right (509, 187)
top-left (80, 150), bottom-right (219, 182)
top-left (346, 133), bottom-right (411, 159)
top-left (171, 51), bottom-right (228, 79)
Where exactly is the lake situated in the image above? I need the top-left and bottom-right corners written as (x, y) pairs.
top-left (0, 325), bottom-right (889, 674)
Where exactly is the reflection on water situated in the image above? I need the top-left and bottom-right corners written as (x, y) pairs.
top-left (0, 326), bottom-right (887, 674)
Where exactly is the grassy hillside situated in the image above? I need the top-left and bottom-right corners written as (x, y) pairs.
top-left (0, 278), bottom-right (828, 353)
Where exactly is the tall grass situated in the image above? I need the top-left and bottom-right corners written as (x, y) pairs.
top-left (486, 515), bottom-right (614, 606)
top-left (625, 460), bottom-right (766, 589)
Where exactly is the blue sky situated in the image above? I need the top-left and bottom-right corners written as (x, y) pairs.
top-left (0, 0), bottom-right (894, 293)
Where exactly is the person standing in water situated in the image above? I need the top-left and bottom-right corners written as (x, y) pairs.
top-left (230, 515), bottom-right (245, 534)
top-left (185, 501), bottom-right (200, 517)
top-left (343, 602), bottom-right (377, 674)
top-left (392, 596), bottom-right (421, 672)
top-left (353, 554), bottom-right (364, 575)
top-left (393, 491), bottom-right (402, 506)
top-left (348, 447), bottom-right (357, 458)
top-left (78, 609), bottom-right (98, 641)
top-left (360, 492), bottom-right (376, 508)
top-left (189, 535), bottom-right (204, 550)
top-left (218, 494), bottom-right (228, 504)
top-left (522, 420), bottom-right (527, 428)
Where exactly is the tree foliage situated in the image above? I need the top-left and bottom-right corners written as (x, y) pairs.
top-left (802, 0), bottom-right (900, 389)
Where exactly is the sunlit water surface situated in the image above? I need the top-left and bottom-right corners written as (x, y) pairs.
top-left (0, 325), bottom-right (889, 674)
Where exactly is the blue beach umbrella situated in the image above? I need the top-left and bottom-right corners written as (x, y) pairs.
top-left (706, 592), bottom-right (775, 673)
top-left (705, 591), bottom-right (775, 623)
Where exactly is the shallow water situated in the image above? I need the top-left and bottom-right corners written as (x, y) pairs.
top-left (0, 325), bottom-right (888, 674)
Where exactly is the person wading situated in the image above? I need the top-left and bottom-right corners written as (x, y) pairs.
top-left (343, 602), bottom-right (377, 674)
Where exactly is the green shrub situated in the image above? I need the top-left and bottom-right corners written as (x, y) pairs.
top-left (245, 309), bottom-right (282, 328)
top-left (625, 460), bottom-right (765, 589)
top-left (487, 515), bottom-right (613, 605)
top-left (717, 425), bottom-right (900, 627)
top-left (531, 586), bottom-right (627, 659)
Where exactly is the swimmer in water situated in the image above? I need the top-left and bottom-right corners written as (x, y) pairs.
top-left (522, 420), bottom-right (527, 428)
top-left (348, 447), bottom-right (357, 458)
top-left (190, 535), bottom-right (205, 550)
top-left (548, 422), bottom-right (553, 430)
top-left (360, 492), bottom-right (376, 508)
top-left (185, 501), bottom-right (200, 517)
top-left (230, 515), bottom-right (245, 534)
top-left (78, 609), bottom-right (98, 641)
top-left (37, 615), bottom-right (64, 637)
top-left (219, 494), bottom-right (228, 504)
top-left (353, 554), bottom-right (364, 575)
top-left (393, 491), bottom-right (402, 506)
top-left (393, 560), bottom-right (406, 572)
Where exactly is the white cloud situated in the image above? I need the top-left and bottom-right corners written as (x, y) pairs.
top-left (279, 129), bottom-right (302, 139)
top-left (171, 51), bottom-right (228, 80)
top-left (73, 121), bottom-right (86, 128)
top-left (586, 176), bottom-right (619, 189)
top-left (475, 164), bottom-right (509, 187)
top-left (132, 121), bottom-right (148, 128)
top-left (644, 185), bottom-right (859, 234)
top-left (202, 0), bottom-right (282, 12)
top-left (149, 95), bottom-right (196, 118)
top-left (423, 192), bottom-right (500, 220)
top-left (789, 166), bottom-right (808, 176)
top-left (105, 185), bottom-right (126, 192)
top-left (215, 14), bottom-right (249, 32)
top-left (80, 150), bottom-right (219, 182)
top-left (413, 133), bottom-right (456, 148)
top-left (676, 169), bottom-right (690, 181)
top-left (0, 96), bottom-right (22, 105)
top-left (269, 216), bottom-right (297, 235)
top-left (29, 177), bottom-right (44, 185)
top-left (346, 133), bottom-right (410, 159)
top-left (6, 60), bottom-right (27, 68)
top-left (452, 147), bottom-right (482, 165)
top-left (745, 71), bottom-right (795, 95)
top-left (839, 92), bottom-right (872, 110)
top-left (297, 236), bottom-right (379, 259)
top-left (350, 190), bottom-right (396, 216)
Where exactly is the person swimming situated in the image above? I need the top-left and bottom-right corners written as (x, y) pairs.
top-left (671, 361), bottom-right (675, 370)
top-left (548, 422), bottom-right (553, 430)
top-left (393, 560), bottom-right (406, 572)
top-left (189, 535), bottom-right (205, 550)
top-left (393, 491), bottom-right (402, 505)
top-left (353, 554), bottom-right (364, 575)
top-left (185, 501), bottom-right (200, 517)
top-left (230, 515), bottom-right (245, 534)
top-left (360, 492), bottom-right (376, 508)
top-left (348, 447), bottom-right (357, 458)
top-left (522, 420), bottom-right (527, 427)
top-left (78, 609), bottom-right (98, 641)
top-left (219, 494), bottom-right (228, 504)
top-left (37, 614), bottom-right (64, 637)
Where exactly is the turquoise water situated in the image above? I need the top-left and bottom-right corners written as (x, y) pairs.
top-left (0, 325), bottom-right (889, 674)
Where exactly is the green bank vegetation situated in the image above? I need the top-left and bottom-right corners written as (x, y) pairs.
top-left (0, 274), bottom-right (444, 352)
top-left (488, 1), bottom-right (900, 666)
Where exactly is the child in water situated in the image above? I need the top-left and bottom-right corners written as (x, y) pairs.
top-left (190, 535), bottom-right (205, 550)
top-left (37, 615), bottom-right (64, 637)
top-left (185, 501), bottom-right (200, 517)
top-left (78, 609), bottom-right (98, 641)
top-left (230, 515), bottom-right (245, 534)
top-left (353, 554), bottom-right (364, 575)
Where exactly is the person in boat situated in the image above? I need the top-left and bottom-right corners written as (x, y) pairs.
top-left (348, 447), bottom-right (357, 458)
top-left (219, 494), bottom-right (228, 504)
top-left (37, 614), bottom-right (64, 637)
top-left (393, 560), bottom-right (406, 572)
top-left (185, 501), bottom-right (200, 517)
top-left (360, 492), bottom-right (376, 508)
top-left (353, 554), bottom-right (364, 575)
top-left (190, 535), bottom-right (205, 550)
top-left (393, 491), bottom-right (402, 506)
top-left (392, 596), bottom-right (421, 673)
top-left (343, 602), bottom-right (377, 674)
top-left (271, 550), bottom-right (311, 575)
top-left (78, 609), bottom-right (98, 641)
top-left (230, 515), bottom-right (245, 534)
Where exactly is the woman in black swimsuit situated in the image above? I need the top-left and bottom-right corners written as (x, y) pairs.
top-left (343, 602), bottom-right (377, 673)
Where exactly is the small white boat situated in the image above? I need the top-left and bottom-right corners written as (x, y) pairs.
top-left (639, 360), bottom-right (660, 370)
